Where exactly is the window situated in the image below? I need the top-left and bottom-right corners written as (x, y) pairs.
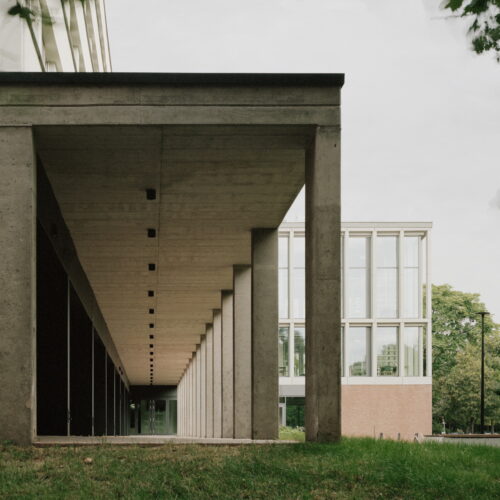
top-left (348, 326), bottom-right (370, 376)
top-left (279, 236), bottom-right (289, 319)
top-left (294, 326), bottom-right (306, 376)
top-left (347, 237), bottom-right (370, 318)
top-left (376, 236), bottom-right (398, 318)
top-left (376, 326), bottom-right (398, 376)
top-left (278, 326), bottom-right (289, 377)
top-left (293, 236), bottom-right (305, 319)
top-left (404, 236), bottom-right (419, 318)
top-left (404, 326), bottom-right (421, 376)
top-left (341, 326), bottom-right (344, 377)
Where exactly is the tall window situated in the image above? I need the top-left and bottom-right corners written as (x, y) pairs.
top-left (348, 326), bottom-right (370, 376)
top-left (404, 326), bottom-right (420, 376)
top-left (278, 236), bottom-right (289, 319)
top-left (376, 236), bottom-right (398, 318)
top-left (278, 327), bottom-right (289, 376)
top-left (294, 326), bottom-right (306, 376)
top-left (293, 236), bottom-right (305, 318)
top-left (347, 237), bottom-right (370, 318)
top-left (404, 236), bottom-right (419, 318)
top-left (376, 326), bottom-right (398, 376)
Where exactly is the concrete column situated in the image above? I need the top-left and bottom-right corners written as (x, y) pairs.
top-left (196, 346), bottom-right (201, 436)
top-left (0, 127), bottom-right (36, 445)
top-left (221, 290), bottom-right (234, 438)
top-left (251, 229), bottom-right (279, 440)
top-left (305, 126), bottom-right (341, 442)
top-left (205, 323), bottom-right (214, 437)
top-left (212, 309), bottom-right (222, 438)
top-left (233, 265), bottom-right (252, 439)
top-left (200, 337), bottom-right (206, 437)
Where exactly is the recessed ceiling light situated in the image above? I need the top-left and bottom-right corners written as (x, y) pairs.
top-left (146, 188), bottom-right (156, 200)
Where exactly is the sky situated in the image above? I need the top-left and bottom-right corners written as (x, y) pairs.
top-left (106, 0), bottom-right (500, 320)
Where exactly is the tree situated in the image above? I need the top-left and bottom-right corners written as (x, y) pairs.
top-left (432, 284), bottom-right (500, 432)
top-left (444, 1), bottom-right (500, 61)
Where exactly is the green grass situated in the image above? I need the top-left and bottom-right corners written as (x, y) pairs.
top-left (1, 438), bottom-right (499, 499)
top-left (279, 426), bottom-right (306, 441)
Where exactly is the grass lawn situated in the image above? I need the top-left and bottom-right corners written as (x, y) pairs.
top-left (1, 438), bottom-right (499, 499)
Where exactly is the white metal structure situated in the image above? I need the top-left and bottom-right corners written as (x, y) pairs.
top-left (279, 221), bottom-right (432, 398)
top-left (0, 0), bottom-right (111, 72)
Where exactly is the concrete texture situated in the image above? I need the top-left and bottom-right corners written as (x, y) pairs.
top-left (221, 291), bottom-right (234, 438)
top-left (0, 127), bottom-right (36, 445)
top-left (212, 309), bottom-right (223, 438)
top-left (305, 126), bottom-right (342, 442)
top-left (205, 323), bottom-right (214, 438)
top-left (342, 385), bottom-right (432, 441)
top-left (233, 265), bottom-right (252, 439)
top-left (251, 229), bottom-right (279, 440)
top-left (200, 338), bottom-right (206, 437)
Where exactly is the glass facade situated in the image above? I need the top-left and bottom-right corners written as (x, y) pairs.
top-left (278, 224), bottom-right (431, 383)
top-left (376, 236), bottom-right (398, 318)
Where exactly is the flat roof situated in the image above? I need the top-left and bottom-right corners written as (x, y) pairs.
top-left (0, 72), bottom-right (344, 87)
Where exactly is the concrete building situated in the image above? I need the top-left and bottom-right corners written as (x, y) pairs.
top-left (0, 0), bottom-right (111, 72)
top-left (278, 222), bottom-right (432, 439)
top-left (0, 72), bottom-right (343, 444)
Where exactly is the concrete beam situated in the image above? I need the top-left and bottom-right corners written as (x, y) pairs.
top-left (305, 126), bottom-right (341, 442)
top-left (0, 127), bottom-right (36, 445)
top-left (233, 265), bottom-right (252, 439)
top-left (251, 229), bottom-right (279, 440)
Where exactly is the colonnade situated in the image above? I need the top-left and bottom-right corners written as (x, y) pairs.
top-left (177, 229), bottom-right (279, 439)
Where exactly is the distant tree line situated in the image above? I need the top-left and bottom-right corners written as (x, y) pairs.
top-left (432, 284), bottom-right (500, 433)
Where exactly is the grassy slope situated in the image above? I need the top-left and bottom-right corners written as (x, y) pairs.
top-left (1, 439), bottom-right (499, 499)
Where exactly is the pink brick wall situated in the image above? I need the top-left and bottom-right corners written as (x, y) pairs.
top-left (342, 384), bottom-right (432, 440)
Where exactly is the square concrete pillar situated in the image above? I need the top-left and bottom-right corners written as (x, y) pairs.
top-left (0, 127), bottom-right (36, 445)
top-left (221, 290), bottom-right (234, 438)
top-left (200, 337), bottom-right (206, 437)
top-left (212, 309), bottom-right (222, 438)
top-left (233, 265), bottom-right (252, 439)
top-left (251, 228), bottom-right (279, 440)
top-left (305, 126), bottom-right (342, 442)
top-left (196, 345), bottom-right (201, 436)
top-left (205, 323), bottom-right (214, 437)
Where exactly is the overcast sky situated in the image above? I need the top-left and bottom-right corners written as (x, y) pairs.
top-left (107, 0), bottom-right (500, 320)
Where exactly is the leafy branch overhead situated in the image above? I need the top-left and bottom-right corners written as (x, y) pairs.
top-left (445, 0), bottom-right (500, 60)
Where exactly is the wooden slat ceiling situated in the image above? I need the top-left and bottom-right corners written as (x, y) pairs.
top-left (35, 125), bottom-right (307, 385)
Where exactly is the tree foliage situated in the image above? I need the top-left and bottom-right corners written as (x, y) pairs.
top-left (432, 284), bottom-right (500, 432)
top-left (444, 0), bottom-right (500, 60)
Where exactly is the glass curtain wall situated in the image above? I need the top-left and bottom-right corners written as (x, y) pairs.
top-left (279, 225), bottom-right (430, 382)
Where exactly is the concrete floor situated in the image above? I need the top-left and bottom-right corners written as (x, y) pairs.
top-left (33, 435), bottom-right (297, 446)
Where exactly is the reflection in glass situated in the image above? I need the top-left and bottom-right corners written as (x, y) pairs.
top-left (293, 236), bottom-right (305, 319)
top-left (294, 326), bottom-right (306, 376)
top-left (404, 237), bottom-right (419, 318)
top-left (404, 326), bottom-right (420, 376)
top-left (278, 326), bottom-right (289, 376)
top-left (348, 327), bottom-right (370, 376)
top-left (348, 237), bottom-right (370, 318)
top-left (376, 326), bottom-right (398, 376)
top-left (376, 236), bottom-right (398, 317)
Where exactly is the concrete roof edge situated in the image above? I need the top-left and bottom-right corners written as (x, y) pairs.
top-left (0, 72), bottom-right (345, 87)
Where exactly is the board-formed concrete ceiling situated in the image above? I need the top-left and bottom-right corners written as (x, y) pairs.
top-left (35, 125), bottom-right (308, 385)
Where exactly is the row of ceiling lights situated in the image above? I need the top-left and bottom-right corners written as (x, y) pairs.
top-left (147, 188), bottom-right (157, 386)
